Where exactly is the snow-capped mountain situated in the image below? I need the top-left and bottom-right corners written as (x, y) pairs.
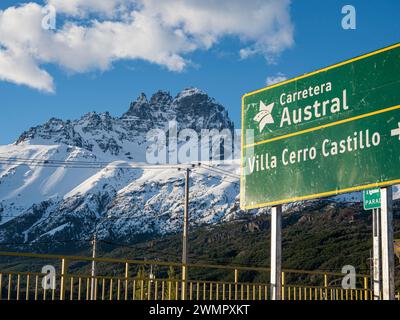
top-left (16, 88), bottom-right (233, 160)
top-left (0, 87), bottom-right (397, 248)
top-left (0, 88), bottom-right (243, 247)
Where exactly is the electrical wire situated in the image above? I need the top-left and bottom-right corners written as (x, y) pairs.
top-left (191, 170), bottom-right (240, 187)
top-left (0, 157), bottom-right (192, 170)
top-left (197, 162), bottom-right (240, 179)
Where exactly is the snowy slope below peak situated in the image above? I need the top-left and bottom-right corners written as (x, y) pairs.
top-left (0, 152), bottom-right (246, 244)
top-left (64, 162), bottom-right (143, 199)
top-left (0, 144), bottom-right (101, 220)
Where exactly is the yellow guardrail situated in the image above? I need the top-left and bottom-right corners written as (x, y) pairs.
top-left (0, 251), bottom-right (398, 301)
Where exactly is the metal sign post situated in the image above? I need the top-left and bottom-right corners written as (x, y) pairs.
top-left (372, 208), bottom-right (381, 299)
top-left (380, 186), bottom-right (395, 300)
top-left (270, 205), bottom-right (282, 300)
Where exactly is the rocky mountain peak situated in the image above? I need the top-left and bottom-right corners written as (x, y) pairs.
top-left (124, 92), bottom-right (149, 116)
top-left (79, 111), bottom-right (113, 132)
top-left (15, 88), bottom-right (234, 159)
top-left (136, 92), bottom-right (148, 104)
top-left (150, 90), bottom-right (173, 106)
top-left (175, 87), bottom-right (206, 100)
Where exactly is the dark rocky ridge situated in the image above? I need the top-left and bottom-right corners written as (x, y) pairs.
top-left (16, 88), bottom-right (234, 160)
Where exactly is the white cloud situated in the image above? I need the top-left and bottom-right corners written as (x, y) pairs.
top-left (0, 1), bottom-right (294, 92)
top-left (266, 73), bottom-right (287, 86)
top-left (0, 49), bottom-right (54, 93)
top-left (141, 0), bottom-right (294, 61)
top-left (45, 0), bottom-right (130, 18)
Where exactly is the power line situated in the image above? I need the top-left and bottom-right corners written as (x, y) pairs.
top-left (198, 162), bottom-right (240, 179)
top-left (0, 157), bottom-right (192, 170)
top-left (0, 156), bottom-right (242, 178)
top-left (0, 155), bottom-right (183, 167)
top-left (191, 170), bottom-right (240, 187)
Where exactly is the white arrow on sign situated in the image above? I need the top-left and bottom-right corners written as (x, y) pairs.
top-left (391, 122), bottom-right (400, 140)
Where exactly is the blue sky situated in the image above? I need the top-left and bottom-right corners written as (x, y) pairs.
top-left (0, 0), bottom-right (399, 144)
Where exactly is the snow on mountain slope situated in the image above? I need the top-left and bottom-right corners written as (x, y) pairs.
top-left (0, 88), bottom-right (242, 245)
top-left (100, 160), bottom-right (243, 238)
top-left (0, 156), bottom-right (244, 245)
top-left (0, 144), bottom-right (100, 220)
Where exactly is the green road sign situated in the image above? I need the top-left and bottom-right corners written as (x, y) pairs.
top-left (241, 43), bottom-right (400, 210)
top-left (363, 188), bottom-right (381, 210)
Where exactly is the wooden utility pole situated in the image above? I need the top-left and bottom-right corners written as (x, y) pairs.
top-left (90, 232), bottom-right (97, 300)
top-left (181, 168), bottom-right (189, 300)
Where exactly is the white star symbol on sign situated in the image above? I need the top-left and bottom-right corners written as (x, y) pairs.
top-left (391, 122), bottom-right (400, 140)
top-left (253, 101), bottom-right (274, 132)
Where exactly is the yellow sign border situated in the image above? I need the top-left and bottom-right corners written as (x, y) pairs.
top-left (240, 42), bottom-right (400, 210)
top-left (243, 179), bottom-right (400, 210)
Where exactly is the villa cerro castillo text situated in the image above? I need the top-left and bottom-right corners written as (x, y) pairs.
top-left (246, 128), bottom-right (381, 175)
